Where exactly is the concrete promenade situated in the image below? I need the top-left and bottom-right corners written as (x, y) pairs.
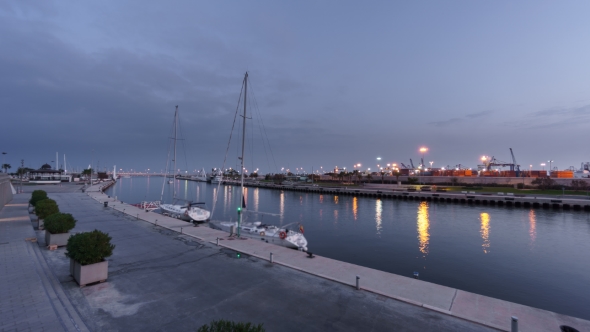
top-left (86, 181), bottom-right (590, 332)
top-left (0, 181), bottom-right (587, 331)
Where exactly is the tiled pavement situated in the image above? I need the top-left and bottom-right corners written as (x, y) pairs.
top-left (0, 192), bottom-right (87, 332)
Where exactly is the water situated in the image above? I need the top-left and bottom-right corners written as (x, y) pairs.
top-left (107, 176), bottom-right (590, 320)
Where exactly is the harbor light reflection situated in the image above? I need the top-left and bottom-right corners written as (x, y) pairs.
top-left (352, 197), bottom-right (358, 220)
top-left (480, 212), bottom-right (490, 253)
top-left (375, 199), bottom-right (382, 234)
top-left (529, 210), bottom-right (536, 247)
top-left (417, 202), bottom-right (430, 256)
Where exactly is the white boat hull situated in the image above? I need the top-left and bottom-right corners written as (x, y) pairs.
top-left (160, 204), bottom-right (211, 222)
top-left (209, 220), bottom-right (307, 251)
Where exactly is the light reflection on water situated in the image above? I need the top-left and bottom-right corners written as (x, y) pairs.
top-left (529, 210), bottom-right (536, 248)
top-left (375, 199), bottom-right (382, 234)
top-left (106, 177), bottom-right (590, 321)
top-left (417, 201), bottom-right (430, 256)
top-left (480, 212), bottom-right (490, 254)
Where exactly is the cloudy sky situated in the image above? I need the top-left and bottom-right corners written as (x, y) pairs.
top-left (1, 1), bottom-right (589, 174)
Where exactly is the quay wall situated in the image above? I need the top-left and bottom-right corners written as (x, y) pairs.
top-left (227, 181), bottom-right (590, 211)
top-left (0, 174), bottom-right (13, 209)
top-left (322, 175), bottom-right (589, 186)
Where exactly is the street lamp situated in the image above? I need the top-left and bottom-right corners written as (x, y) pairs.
top-left (540, 163), bottom-right (546, 170)
top-left (548, 160), bottom-right (554, 172)
top-left (419, 147), bottom-right (428, 184)
top-left (429, 161), bottom-right (434, 168)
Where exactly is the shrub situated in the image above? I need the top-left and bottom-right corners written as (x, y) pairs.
top-left (44, 213), bottom-right (76, 234)
top-left (516, 183), bottom-right (525, 189)
top-left (197, 320), bottom-right (265, 332)
top-left (35, 199), bottom-right (59, 219)
top-left (407, 177), bottom-right (418, 184)
top-left (66, 230), bottom-right (115, 265)
top-left (29, 190), bottom-right (48, 207)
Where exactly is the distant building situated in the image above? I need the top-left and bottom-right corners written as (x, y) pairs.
top-left (27, 163), bottom-right (71, 183)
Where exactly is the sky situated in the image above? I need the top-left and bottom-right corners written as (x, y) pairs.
top-left (1, 1), bottom-right (589, 174)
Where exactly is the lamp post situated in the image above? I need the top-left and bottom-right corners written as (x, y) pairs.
top-left (548, 160), bottom-right (554, 172)
top-left (419, 147), bottom-right (428, 184)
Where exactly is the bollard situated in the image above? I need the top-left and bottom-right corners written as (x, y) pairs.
top-left (356, 276), bottom-right (360, 290)
top-left (270, 253), bottom-right (274, 263)
top-left (137, 214), bottom-right (139, 220)
top-left (181, 227), bottom-right (183, 234)
top-left (511, 316), bottom-right (518, 332)
top-left (216, 238), bottom-right (219, 246)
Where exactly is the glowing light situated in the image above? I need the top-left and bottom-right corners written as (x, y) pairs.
top-left (352, 197), bottom-right (358, 220)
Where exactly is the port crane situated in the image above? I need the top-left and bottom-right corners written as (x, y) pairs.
top-left (481, 148), bottom-right (520, 176)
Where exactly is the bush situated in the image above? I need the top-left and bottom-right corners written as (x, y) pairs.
top-left (197, 320), bottom-right (265, 332)
top-left (35, 199), bottom-right (59, 219)
top-left (407, 177), bottom-right (418, 184)
top-left (44, 213), bottom-right (76, 234)
top-left (66, 230), bottom-right (115, 265)
top-left (516, 183), bottom-right (525, 189)
top-left (29, 190), bottom-right (48, 207)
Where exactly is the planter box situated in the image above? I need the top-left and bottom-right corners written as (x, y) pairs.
top-left (45, 232), bottom-right (70, 247)
top-left (29, 207), bottom-right (35, 214)
top-left (35, 218), bottom-right (44, 230)
top-left (70, 259), bottom-right (108, 287)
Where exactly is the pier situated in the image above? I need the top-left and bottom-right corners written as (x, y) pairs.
top-left (1, 181), bottom-right (588, 331)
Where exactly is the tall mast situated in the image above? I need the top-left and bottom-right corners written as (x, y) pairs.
top-left (238, 72), bottom-right (248, 237)
top-left (173, 105), bottom-right (178, 199)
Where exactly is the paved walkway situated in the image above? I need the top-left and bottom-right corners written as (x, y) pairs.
top-left (1, 182), bottom-right (588, 331)
top-left (0, 190), bottom-right (88, 332)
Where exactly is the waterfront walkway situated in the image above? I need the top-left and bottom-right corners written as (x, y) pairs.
top-left (0, 182), bottom-right (588, 331)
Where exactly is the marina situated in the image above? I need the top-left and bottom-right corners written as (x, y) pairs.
top-left (105, 176), bottom-right (590, 322)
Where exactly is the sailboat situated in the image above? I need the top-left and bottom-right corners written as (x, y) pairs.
top-left (191, 168), bottom-right (207, 182)
top-left (159, 106), bottom-right (211, 222)
top-left (209, 73), bottom-right (308, 251)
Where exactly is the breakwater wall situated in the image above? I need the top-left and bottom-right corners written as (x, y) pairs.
top-left (0, 174), bottom-right (13, 209)
top-left (227, 181), bottom-right (590, 211)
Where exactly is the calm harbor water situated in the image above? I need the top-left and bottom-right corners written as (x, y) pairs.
top-left (106, 176), bottom-right (590, 320)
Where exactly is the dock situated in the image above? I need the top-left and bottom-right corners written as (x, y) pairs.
top-left (1, 181), bottom-right (588, 331)
top-left (86, 181), bottom-right (589, 331)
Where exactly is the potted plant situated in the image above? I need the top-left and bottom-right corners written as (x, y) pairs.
top-left (29, 190), bottom-right (47, 213)
top-left (35, 198), bottom-right (59, 230)
top-left (44, 213), bottom-right (76, 247)
top-left (66, 230), bottom-right (115, 287)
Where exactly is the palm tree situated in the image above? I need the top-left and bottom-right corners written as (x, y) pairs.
top-left (338, 171), bottom-right (345, 183)
top-left (392, 170), bottom-right (401, 185)
top-left (355, 170), bottom-right (362, 184)
top-left (366, 173), bottom-right (373, 183)
top-left (2, 164), bottom-right (10, 173)
top-left (380, 171), bottom-right (385, 184)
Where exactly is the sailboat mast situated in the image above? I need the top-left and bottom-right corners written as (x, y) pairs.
top-left (238, 72), bottom-right (248, 237)
top-left (240, 73), bottom-right (248, 195)
top-left (173, 105), bottom-right (178, 198)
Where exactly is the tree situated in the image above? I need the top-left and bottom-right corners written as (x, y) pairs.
top-left (354, 170), bottom-right (362, 184)
top-left (250, 172), bottom-right (258, 178)
top-left (380, 171), bottom-right (385, 184)
top-left (571, 179), bottom-right (588, 191)
top-left (1, 163), bottom-right (10, 173)
top-left (366, 173), bottom-right (373, 183)
top-left (82, 168), bottom-right (93, 175)
top-left (338, 171), bottom-right (345, 183)
top-left (392, 170), bottom-right (401, 184)
top-left (531, 177), bottom-right (555, 190)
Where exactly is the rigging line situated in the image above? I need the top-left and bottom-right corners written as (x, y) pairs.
top-left (161, 110), bottom-right (175, 201)
top-left (211, 77), bottom-right (245, 220)
top-left (248, 81), bottom-right (279, 173)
